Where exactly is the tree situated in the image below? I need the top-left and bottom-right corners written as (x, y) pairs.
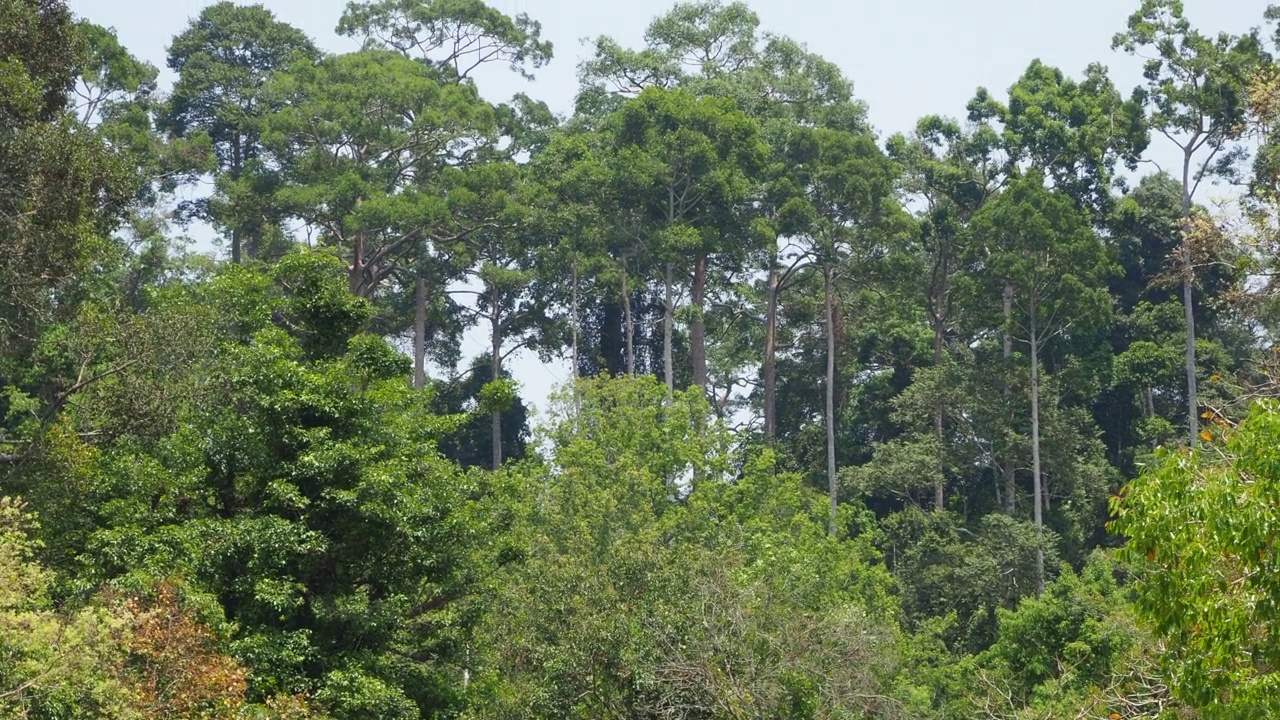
top-left (0, 496), bottom-right (135, 719)
top-left (1102, 172), bottom-right (1248, 469)
top-left (969, 59), bottom-right (1147, 218)
top-left (337, 0), bottom-right (552, 81)
top-left (973, 173), bottom-right (1113, 594)
top-left (784, 125), bottom-right (900, 534)
top-left (1111, 400), bottom-right (1280, 717)
top-left (1113, 0), bottom-right (1271, 446)
top-left (429, 356), bottom-right (529, 470)
top-left (886, 116), bottom-right (1002, 511)
top-left (967, 58), bottom-right (1147, 518)
top-left (160, 1), bottom-right (319, 264)
top-left (338, 0), bottom-right (556, 390)
top-left (50, 254), bottom-right (488, 718)
top-left (1, 0), bottom-right (133, 467)
top-left (264, 49), bottom-right (495, 300)
top-left (603, 87), bottom-right (765, 392)
top-left (453, 164), bottom-right (559, 468)
top-left (578, 0), bottom-right (866, 433)
top-left (71, 20), bottom-right (157, 127)
top-left (464, 376), bottom-right (906, 720)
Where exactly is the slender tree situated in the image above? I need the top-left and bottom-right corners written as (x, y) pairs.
top-left (1113, 0), bottom-right (1270, 445)
top-left (338, 0), bottom-right (555, 388)
top-left (887, 116), bottom-right (1002, 510)
top-left (785, 126), bottom-right (899, 534)
top-left (974, 173), bottom-right (1112, 593)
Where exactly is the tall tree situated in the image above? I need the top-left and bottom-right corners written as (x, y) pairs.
top-left (968, 58), bottom-right (1147, 513)
top-left (973, 173), bottom-right (1112, 593)
top-left (578, 0), bottom-right (865, 427)
top-left (454, 163), bottom-right (559, 468)
top-left (1, 0), bottom-right (133, 464)
top-left (263, 50), bottom-right (496, 306)
top-left (71, 20), bottom-right (157, 127)
top-left (338, 0), bottom-right (556, 389)
top-left (160, 1), bottom-right (318, 264)
top-left (784, 125), bottom-right (900, 534)
top-left (603, 87), bottom-right (765, 392)
top-left (337, 0), bottom-right (552, 81)
top-left (887, 116), bottom-right (1002, 510)
top-left (1113, 0), bottom-right (1270, 445)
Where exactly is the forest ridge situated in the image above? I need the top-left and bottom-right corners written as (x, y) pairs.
top-left (4, 0), bottom-right (1280, 717)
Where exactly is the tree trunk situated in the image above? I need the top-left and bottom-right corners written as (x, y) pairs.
top-left (1030, 300), bottom-right (1045, 596)
top-left (932, 310), bottom-right (946, 512)
top-left (491, 287), bottom-right (502, 471)
top-left (1181, 238), bottom-right (1198, 446)
top-left (663, 263), bottom-right (674, 396)
top-left (348, 233), bottom-right (368, 297)
top-left (570, 262), bottom-right (579, 380)
top-left (763, 266), bottom-right (779, 443)
top-left (622, 269), bottom-right (635, 377)
top-left (230, 134), bottom-right (243, 264)
top-left (413, 273), bottom-right (426, 390)
top-left (825, 264), bottom-right (838, 537)
top-left (1181, 156), bottom-right (1199, 447)
top-left (1002, 282), bottom-right (1016, 515)
top-left (691, 254), bottom-right (708, 388)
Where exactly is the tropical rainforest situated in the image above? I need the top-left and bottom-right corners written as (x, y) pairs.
top-left (5, 0), bottom-right (1280, 717)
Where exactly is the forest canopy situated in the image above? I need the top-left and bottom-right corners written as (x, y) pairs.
top-left (4, 0), bottom-right (1280, 717)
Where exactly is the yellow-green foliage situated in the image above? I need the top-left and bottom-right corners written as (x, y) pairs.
top-left (0, 496), bottom-right (136, 719)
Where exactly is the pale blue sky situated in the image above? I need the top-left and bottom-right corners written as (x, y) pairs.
top-left (67, 0), bottom-right (1271, 418)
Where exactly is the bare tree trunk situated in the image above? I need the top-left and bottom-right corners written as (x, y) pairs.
top-left (1002, 282), bottom-right (1016, 515)
top-left (1181, 270), bottom-right (1198, 443)
top-left (230, 135), bottom-right (242, 264)
top-left (622, 270), bottom-right (635, 377)
top-left (933, 311), bottom-right (946, 512)
top-left (491, 287), bottom-right (502, 470)
top-left (1030, 301), bottom-right (1045, 596)
top-left (664, 263), bottom-right (674, 396)
top-left (763, 266), bottom-right (779, 443)
top-left (348, 233), bottom-right (368, 297)
top-left (570, 262), bottom-right (579, 380)
top-left (825, 264), bottom-right (838, 537)
top-left (413, 273), bottom-right (426, 390)
top-left (1181, 156), bottom-right (1199, 447)
top-left (691, 254), bottom-right (708, 388)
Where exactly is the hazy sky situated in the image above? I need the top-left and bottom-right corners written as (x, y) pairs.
top-left (66, 0), bottom-right (1273, 419)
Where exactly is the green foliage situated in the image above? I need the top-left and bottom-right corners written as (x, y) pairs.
top-left (1, 0), bottom-right (134, 462)
top-left (968, 59), bottom-right (1147, 215)
top-left (16, 257), bottom-right (484, 718)
top-left (476, 378), bottom-right (517, 415)
top-left (466, 377), bottom-right (909, 719)
top-left (1112, 400), bottom-right (1280, 715)
top-left (0, 496), bottom-right (137, 719)
top-left (1113, 0), bottom-right (1269, 177)
top-left (428, 357), bottom-right (529, 470)
top-left (881, 508), bottom-right (1057, 654)
top-left (160, 1), bottom-right (319, 261)
top-left (337, 0), bottom-right (552, 80)
top-left (162, 1), bottom-right (318, 164)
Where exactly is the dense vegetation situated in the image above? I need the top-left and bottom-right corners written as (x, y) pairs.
top-left (5, 0), bottom-right (1280, 716)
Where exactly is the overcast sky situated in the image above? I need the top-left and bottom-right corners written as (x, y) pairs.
top-left (66, 0), bottom-right (1273, 419)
